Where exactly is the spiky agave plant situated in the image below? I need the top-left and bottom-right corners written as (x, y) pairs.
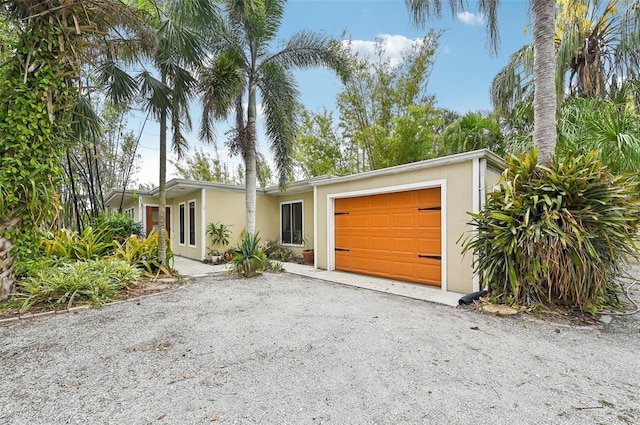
top-left (229, 232), bottom-right (266, 277)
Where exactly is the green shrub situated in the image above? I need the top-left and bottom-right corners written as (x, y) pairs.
top-left (92, 212), bottom-right (145, 241)
top-left (229, 232), bottom-right (266, 277)
top-left (206, 221), bottom-right (231, 256)
top-left (111, 230), bottom-right (172, 274)
top-left (40, 226), bottom-right (115, 260)
top-left (464, 150), bottom-right (640, 311)
top-left (15, 258), bottom-right (142, 312)
top-left (263, 240), bottom-right (296, 262)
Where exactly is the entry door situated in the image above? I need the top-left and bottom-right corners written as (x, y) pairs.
top-left (334, 188), bottom-right (441, 287)
top-left (146, 206), bottom-right (171, 236)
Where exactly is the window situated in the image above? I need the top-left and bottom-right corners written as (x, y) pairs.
top-left (125, 207), bottom-right (134, 218)
top-left (179, 203), bottom-right (185, 245)
top-left (281, 201), bottom-right (303, 245)
top-left (188, 200), bottom-right (196, 246)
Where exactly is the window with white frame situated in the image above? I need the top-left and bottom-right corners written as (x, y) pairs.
top-left (125, 207), bottom-right (134, 218)
top-left (188, 200), bottom-right (196, 246)
top-left (281, 201), bottom-right (303, 245)
top-left (178, 203), bottom-right (185, 245)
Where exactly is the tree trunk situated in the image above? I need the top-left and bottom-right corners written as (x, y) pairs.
top-left (0, 214), bottom-right (21, 301)
top-left (158, 74), bottom-right (168, 265)
top-left (245, 84), bottom-right (258, 235)
top-left (532, 0), bottom-right (557, 165)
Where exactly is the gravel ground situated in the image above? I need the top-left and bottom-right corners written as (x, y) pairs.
top-left (1, 271), bottom-right (639, 425)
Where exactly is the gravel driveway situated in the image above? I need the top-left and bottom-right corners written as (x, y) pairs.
top-left (1, 271), bottom-right (639, 425)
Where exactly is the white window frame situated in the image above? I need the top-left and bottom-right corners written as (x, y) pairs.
top-left (188, 199), bottom-right (197, 247)
top-left (178, 202), bottom-right (186, 246)
top-left (124, 207), bottom-right (134, 218)
top-left (280, 200), bottom-right (304, 247)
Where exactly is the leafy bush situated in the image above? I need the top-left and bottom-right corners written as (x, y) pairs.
top-left (15, 258), bottom-right (142, 312)
top-left (464, 150), bottom-right (640, 311)
top-left (206, 221), bottom-right (231, 255)
top-left (262, 240), bottom-right (297, 262)
top-left (229, 232), bottom-right (266, 277)
top-left (111, 230), bottom-right (172, 274)
top-left (92, 212), bottom-right (145, 241)
top-left (40, 226), bottom-right (115, 260)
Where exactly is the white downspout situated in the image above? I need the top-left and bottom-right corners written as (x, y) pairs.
top-left (200, 188), bottom-right (206, 261)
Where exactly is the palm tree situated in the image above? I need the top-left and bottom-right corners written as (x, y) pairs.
top-left (137, 0), bottom-right (218, 265)
top-left (406, 0), bottom-right (558, 164)
top-left (0, 0), bottom-right (151, 299)
top-left (199, 0), bottom-right (348, 234)
top-left (492, 0), bottom-right (640, 122)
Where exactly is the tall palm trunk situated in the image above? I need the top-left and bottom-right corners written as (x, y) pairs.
top-left (245, 83), bottom-right (258, 234)
top-left (158, 104), bottom-right (168, 265)
top-left (0, 214), bottom-right (21, 300)
top-left (532, 0), bottom-right (557, 164)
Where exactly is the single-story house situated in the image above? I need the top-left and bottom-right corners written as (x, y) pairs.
top-left (105, 149), bottom-right (505, 295)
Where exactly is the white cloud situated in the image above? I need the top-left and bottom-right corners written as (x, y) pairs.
top-left (456, 11), bottom-right (485, 26)
top-left (343, 34), bottom-right (426, 68)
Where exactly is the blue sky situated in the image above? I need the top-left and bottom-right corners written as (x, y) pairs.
top-left (131, 0), bottom-right (532, 186)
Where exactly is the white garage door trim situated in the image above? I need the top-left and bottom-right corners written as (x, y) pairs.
top-left (326, 179), bottom-right (448, 292)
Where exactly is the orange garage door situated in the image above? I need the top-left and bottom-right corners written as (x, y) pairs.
top-left (334, 188), bottom-right (441, 287)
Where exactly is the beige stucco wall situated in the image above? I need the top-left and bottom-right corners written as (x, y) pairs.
top-left (314, 160), bottom-right (476, 294)
top-left (169, 190), bottom-right (203, 259)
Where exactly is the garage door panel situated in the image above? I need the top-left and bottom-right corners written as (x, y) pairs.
top-left (334, 188), bottom-right (442, 287)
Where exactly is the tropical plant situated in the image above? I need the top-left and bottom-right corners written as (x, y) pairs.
top-left (492, 0), bottom-right (640, 117)
top-left (229, 232), bottom-right (266, 277)
top-left (0, 0), bottom-right (152, 300)
top-left (15, 258), bottom-right (142, 312)
top-left (440, 112), bottom-right (507, 156)
top-left (463, 150), bottom-right (640, 311)
top-left (171, 148), bottom-right (234, 183)
top-left (406, 0), bottom-right (558, 163)
top-left (207, 222), bottom-right (232, 256)
top-left (40, 227), bottom-right (115, 261)
top-left (129, 0), bottom-right (219, 266)
top-left (262, 240), bottom-right (297, 262)
top-left (111, 231), bottom-right (173, 274)
top-left (93, 212), bottom-right (146, 242)
top-left (199, 0), bottom-right (349, 234)
top-left (337, 32), bottom-right (443, 170)
top-left (557, 80), bottom-right (640, 175)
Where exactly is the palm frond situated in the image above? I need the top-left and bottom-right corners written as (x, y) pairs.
top-left (136, 70), bottom-right (172, 120)
top-left (258, 62), bottom-right (299, 187)
top-left (71, 94), bottom-right (103, 142)
top-left (97, 60), bottom-right (139, 105)
top-left (198, 50), bottom-right (246, 142)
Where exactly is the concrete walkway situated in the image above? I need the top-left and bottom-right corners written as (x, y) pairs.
top-left (171, 256), bottom-right (463, 306)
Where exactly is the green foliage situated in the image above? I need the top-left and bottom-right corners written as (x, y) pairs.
top-left (229, 232), bottom-right (266, 277)
top-left (558, 82), bottom-right (640, 175)
top-left (263, 240), bottom-right (297, 262)
top-left (41, 227), bottom-right (115, 261)
top-left (0, 29), bottom-right (71, 248)
top-left (92, 212), bottom-right (145, 241)
top-left (171, 148), bottom-right (234, 183)
top-left (295, 108), bottom-right (355, 178)
top-left (464, 150), bottom-right (640, 311)
top-left (25, 225), bottom-right (167, 275)
top-left (207, 222), bottom-right (231, 255)
top-left (111, 231), bottom-right (172, 274)
top-left (264, 260), bottom-right (284, 273)
top-left (15, 258), bottom-right (142, 312)
top-left (441, 111), bottom-right (506, 156)
top-left (336, 32), bottom-right (441, 171)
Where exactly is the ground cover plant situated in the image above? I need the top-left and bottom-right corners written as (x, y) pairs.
top-left (4, 213), bottom-right (173, 315)
top-left (464, 150), bottom-right (640, 312)
top-left (15, 258), bottom-right (141, 312)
